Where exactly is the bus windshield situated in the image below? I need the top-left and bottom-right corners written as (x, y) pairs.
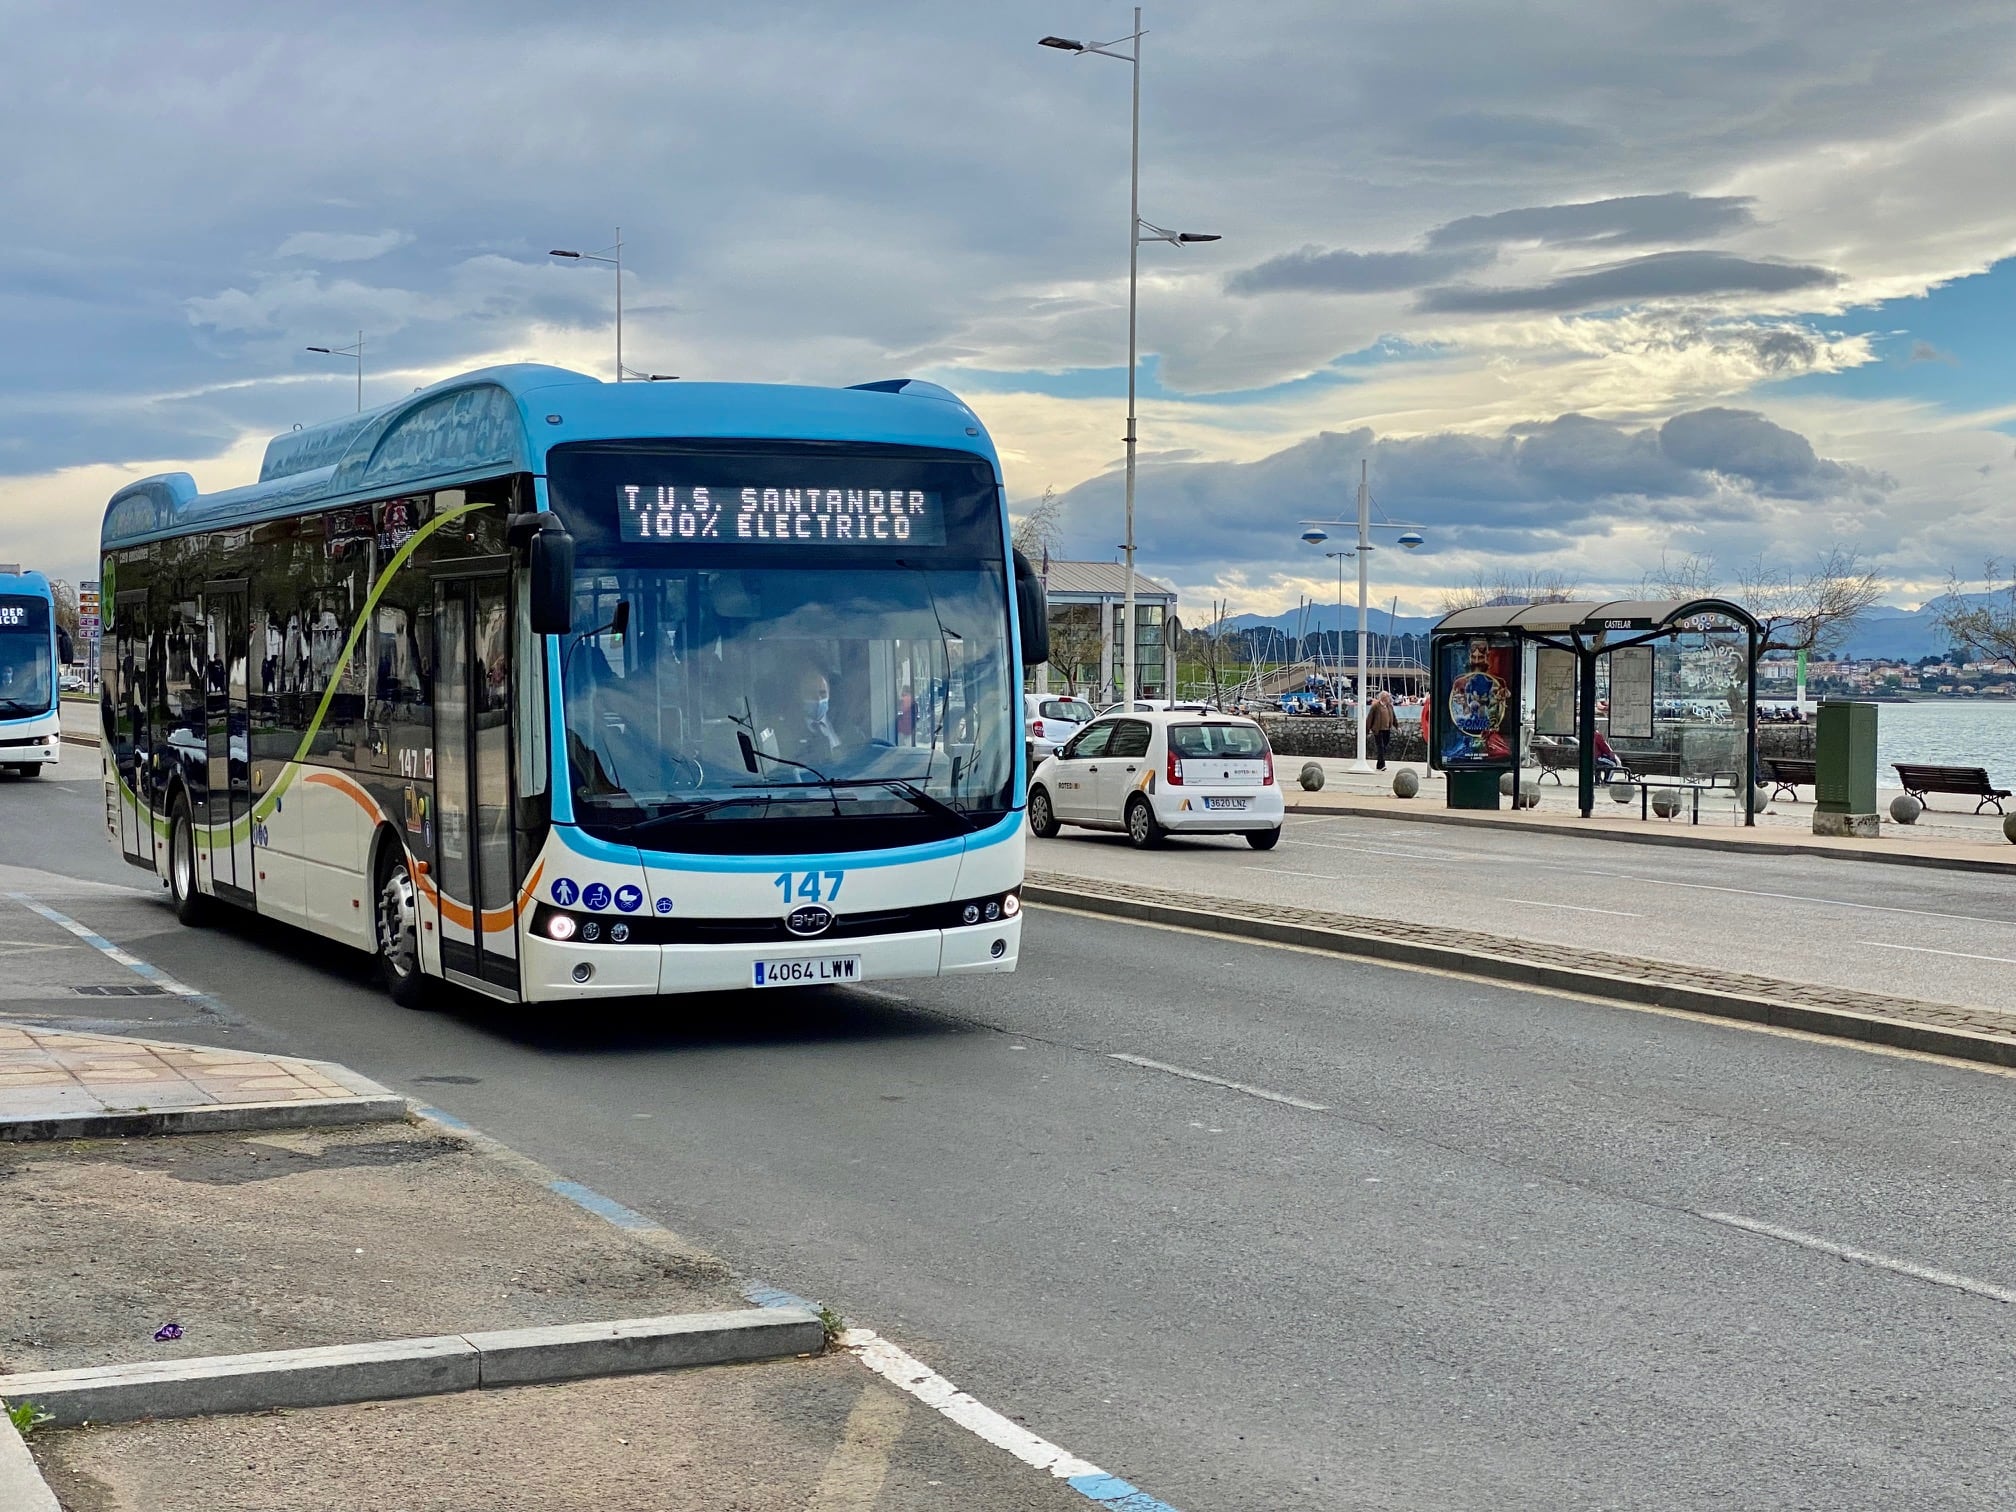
top-left (0, 594), bottom-right (53, 717)
top-left (548, 442), bottom-right (1016, 853)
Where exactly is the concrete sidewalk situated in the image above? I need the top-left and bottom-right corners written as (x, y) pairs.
top-left (1282, 756), bottom-right (2016, 873)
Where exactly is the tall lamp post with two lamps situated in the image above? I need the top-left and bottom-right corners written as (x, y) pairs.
top-left (1299, 460), bottom-right (1424, 772)
top-left (1039, 11), bottom-right (1219, 707)
top-left (305, 331), bottom-right (364, 412)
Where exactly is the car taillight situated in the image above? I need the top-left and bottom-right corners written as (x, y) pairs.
top-left (1033, 719), bottom-right (1045, 739)
top-left (1166, 747), bottom-right (1184, 785)
top-left (1261, 749), bottom-right (1275, 786)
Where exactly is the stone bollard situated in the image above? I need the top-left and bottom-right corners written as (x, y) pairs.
top-left (1651, 789), bottom-right (1681, 819)
top-left (1392, 768), bottom-right (1419, 799)
top-left (1890, 794), bottom-right (1923, 825)
top-left (1299, 762), bottom-right (1325, 792)
top-left (1609, 781), bottom-right (1635, 804)
top-left (2003, 814), bottom-right (2016, 846)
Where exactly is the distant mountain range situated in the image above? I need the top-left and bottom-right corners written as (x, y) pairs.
top-left (1212, 595), bottom-right (1999, 662)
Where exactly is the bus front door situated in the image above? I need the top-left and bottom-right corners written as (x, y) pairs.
top-left (433, 571), bottom-right (519, 994)
top-left (203, 582), bottom-right (252, 900)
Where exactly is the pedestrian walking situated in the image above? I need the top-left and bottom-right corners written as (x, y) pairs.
top-left (1368, 689), bottom-right (1397, 770)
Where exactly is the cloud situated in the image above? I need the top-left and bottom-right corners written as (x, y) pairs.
top-left (1655, 407), bottom-right (1891, 497)
top-left (1426, 192), bottom-right (1756, 250)
top-left (1416, 251), bottom-right (1840, 314)
top-left (1042, 406), bottom-right (1892, 592)
top-left (1227, 245), bottom-right (1492, 296)
top-left (275, 230), bottom-right (412, 262)
top-left (1908, 339), bottom-right (1956, 364)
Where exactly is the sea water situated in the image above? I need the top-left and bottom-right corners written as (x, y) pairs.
top-left (1871, 701), bottom-right (2016, 790)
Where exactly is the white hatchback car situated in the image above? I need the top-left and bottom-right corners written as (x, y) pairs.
top-left (1024, 693), bottom-right (1096, 764)
top-left (1027, 710), bottom-right (1284, 849)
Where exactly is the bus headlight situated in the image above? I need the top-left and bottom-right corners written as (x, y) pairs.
top-left (983, 901), bottom-right (1000, 921)
top-left (1002, 893), bottom-right (1020, 918)
top-left (547, 914), bottom-right (577, 941)
top-left (581, 921), bottom-right (600, 942)
top-left (962, 904), bottom-right (981, 925)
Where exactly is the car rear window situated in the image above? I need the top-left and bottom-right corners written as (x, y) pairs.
top-left (1040, 700), bottom-right (1091, 722)
top-left (1170, 723), bottom-right (1268, 758)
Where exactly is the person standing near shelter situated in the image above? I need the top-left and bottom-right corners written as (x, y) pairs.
top-left (1367, 689), bottom-right (1397, 770)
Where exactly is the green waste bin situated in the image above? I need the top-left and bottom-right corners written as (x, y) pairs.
top-left (1447, 769), bottom-right (1503, 810)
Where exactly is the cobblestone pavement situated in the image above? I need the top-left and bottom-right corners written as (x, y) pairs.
top-left (1026, 869), bottom-right (2016, 1050)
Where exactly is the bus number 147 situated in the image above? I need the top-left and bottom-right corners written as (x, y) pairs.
top-left (774, 871), bottom-right (844, 905)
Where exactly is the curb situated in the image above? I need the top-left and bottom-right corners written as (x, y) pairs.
top-left (0, 1308), bottom-right (824, 1427)
top-left (0, 1092), bottom-right (411, 1143)
top-left (1022, 884), bottom-right (2016, 1072)
top-left (0, 1413), bottom-right (60, 1512)
top-left (1281, 799), bottom-right (2016, 875)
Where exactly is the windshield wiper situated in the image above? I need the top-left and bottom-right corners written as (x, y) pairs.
top-left (815, 778), bottom-right (979, 832)
top-left (0, 698), bottom-right (45, 717)
top-left (603, 791), bottom-right (780, 839)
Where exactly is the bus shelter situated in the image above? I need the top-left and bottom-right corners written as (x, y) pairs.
top-left (1429, 598), bottom-right (1763, 825)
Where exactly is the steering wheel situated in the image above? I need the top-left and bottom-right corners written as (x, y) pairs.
top-left (663, 754), bottom-right (706, 791)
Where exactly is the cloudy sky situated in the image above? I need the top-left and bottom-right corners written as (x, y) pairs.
top-left (4, 0), bottom-right (2014, 617)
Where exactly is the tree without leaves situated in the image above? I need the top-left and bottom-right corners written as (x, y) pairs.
top-left (1045, 604), bottom-right (1105, 698)
top-left (1640, 546), bottom-right (1882, 655)
top-left (1933, 561), bottom-right (2016, 665)
top-left (1437, 570), bottom-right (1579, 616)
top-left (1011, 486), bottom-right (1063, 562)
top-left (48, 578), bottom-right (79, 640)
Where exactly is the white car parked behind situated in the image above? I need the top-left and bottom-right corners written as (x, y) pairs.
top-left (1024, 693), bottom-right (1095, 765)
top-left (1027, 710), bottom-right (1284, 849)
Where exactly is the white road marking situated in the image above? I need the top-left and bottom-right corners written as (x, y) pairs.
top-left (1589, 871), bottom-right (2011, 927)
top-left (846, 986), bottom-right (912, 1005)
top-left (1700, 1211), bottom-right (2016, 1305)
top-left (845, 1329), bottom-right (1102, 1480)
top-left (1246, 867), bottom-right (1339, 881)
top-left (1108, 1052), bottom-right (1328, 1111)
top-left (1857, 941), bottom-right (2016, 966)
top-left (1503, 898), bottom-right (1643, 917)
top-left (1026, 900), bottom-right (2016, 1080)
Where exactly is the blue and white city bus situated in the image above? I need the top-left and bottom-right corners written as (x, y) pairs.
top-left (0, 568), bottom-right (66, 777)
top-left (99, 365), bottom-right (1049, 1006)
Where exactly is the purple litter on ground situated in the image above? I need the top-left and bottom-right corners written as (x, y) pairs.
top-left (153, 1323), bottom-right (183, 1342)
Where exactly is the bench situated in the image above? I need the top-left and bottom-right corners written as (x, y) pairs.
top-left (1532, 736), bottom-right (1577, 784)
top-left (1764, 756), bottom-right (1816, 802)
top-left (1894, 763), bottom-right (2012, 814)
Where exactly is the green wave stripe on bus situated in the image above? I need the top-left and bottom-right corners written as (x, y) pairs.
top-left (240, 499), bottom-right (490, 835)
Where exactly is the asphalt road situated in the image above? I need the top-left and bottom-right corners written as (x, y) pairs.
top-left (1032, 813), bottom-right (2016, 1014)
top-left (8, 759), bottom-right (2016, 1510)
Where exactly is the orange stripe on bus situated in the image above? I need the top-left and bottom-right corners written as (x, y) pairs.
top-left (300, 771), bottom-right (539, 934)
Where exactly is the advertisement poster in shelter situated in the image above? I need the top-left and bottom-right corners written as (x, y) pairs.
top-left (1534, 647), bottom-right (1576, 737)
top-left (1437, 635), bottom-right (1517, 767)
top-left (1609, 645), bottom-right (1655, 738)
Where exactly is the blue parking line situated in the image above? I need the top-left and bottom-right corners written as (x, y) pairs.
top-left (8, 892), bottom-right (234, 1021)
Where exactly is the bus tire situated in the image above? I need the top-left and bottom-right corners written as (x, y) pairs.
top-left (1027, 786), bottom-right (1060, 838)
top-left (373, 842), bottom-right (432, 1010)
top-left (167, 796), bottom-right (212, 926)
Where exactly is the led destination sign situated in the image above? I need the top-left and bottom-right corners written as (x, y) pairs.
top-left (618, 484), bottom-right (946, 547)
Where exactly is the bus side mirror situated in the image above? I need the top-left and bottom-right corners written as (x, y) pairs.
top-left (1013, 550), bottom-right (1049, 667)
top-left (57, 627), bottom-right (74, 664)
top-left (527, 526), bottom-right (574, 636)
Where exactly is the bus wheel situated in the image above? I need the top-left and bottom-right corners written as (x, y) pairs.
top-left (1028, 787), bottom-right (1060, 838)
top-left (374, 850), bottom-right (432, 1010)
top-left (168, 798), bottom-right (211, 926)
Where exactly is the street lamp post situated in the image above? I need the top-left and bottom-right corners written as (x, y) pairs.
top-left (1041, 12), bottom-right (1219, 707)
top-left (1300, 460), bottom-right (1425, 771)
top-left (305, 331), bottom-right (364, 412)
top-left (551, 229), bottom-right (624, 381)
